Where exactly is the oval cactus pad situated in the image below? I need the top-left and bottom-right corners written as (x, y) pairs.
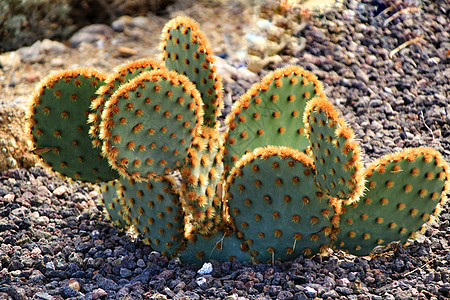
top-left (28, 68), bottom-right (118, 182)
top-left (224, 66), bottom-right (325, 173)
top-left (336, 147), bottom-right (450, 255)
top-left (100, 180), bottom-right (128, 230)
top-left (161, 16), bottom-right (223, 128)
top-left (100, 69), bottom-right (204, 181)
top-left (89, 59), bottom-right (163, 144)
top-left (304, 97), bottom-right (365, 203)
top-left (226, 146), bottom-right (334, 263)
top-left (180, 126), bottom-right (225, 237)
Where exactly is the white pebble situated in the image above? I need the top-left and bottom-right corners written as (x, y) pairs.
top-left (196, 276), bottom-right (207, 286)
top-left (197, 262), bottom-right (213, 275)
top-left (45, 261), bottom-right (55, 270)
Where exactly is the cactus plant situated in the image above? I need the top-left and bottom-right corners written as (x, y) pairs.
top-left (26, 16), bottom-right (450, 264)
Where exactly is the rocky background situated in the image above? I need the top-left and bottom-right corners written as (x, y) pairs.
top-left (0, 0), bottom-right (449, 299)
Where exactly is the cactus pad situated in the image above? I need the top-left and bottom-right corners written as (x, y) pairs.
top-left (100, 69), bottom-right (204, 180)
top-left (224, 66), bottom-right (325, 173)
top-left (100, 180), bottom-right (128, 230)
top-left (336, 147), bottom-right (450, 255)
top-left (28, 68), bottom-right (119, 182)
top-left (180, 126), bottom-right (225, 237)
top-left (226, 146), bottom-right (334, 263)
top-left (89, 59), bottom-right (163, 145)
top-left (304, 97), bottom-right (365, 203)
top-left (118, 176), bottom-right (185, 257)
top-left (161, 16), bottom-right (223, 128)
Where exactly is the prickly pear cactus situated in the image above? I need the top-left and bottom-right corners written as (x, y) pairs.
top-left (100, 69), bottom-right (204, 181)
top-left (161, 16), bottom-right (223, 128)
top-left (26, 15), bottom-right (450, 264)
top-left (28, 68), bottom-right (119, 182)
top-left (336, 148), bottom-right (450, 255)
top-left (226, 146), bottom-right (334, 263)
top-left (224, 66), bottom-right (325, 173)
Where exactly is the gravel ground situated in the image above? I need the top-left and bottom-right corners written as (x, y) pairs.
top-left (0, 0), bottom-right (450, 299)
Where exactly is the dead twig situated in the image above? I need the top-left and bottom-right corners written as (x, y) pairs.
top-left (208, 233), bottom-right (226, 259)
top-left (389, 35), bottom-right (424, 59)
top-left (420, 110), bottom-right (436, 142)
top-left (379, 6), bottom-right (394, 17)
top-left (384, 6), bottom-right (422, 26)
top-left (403, 258), bottom-right (435, 277)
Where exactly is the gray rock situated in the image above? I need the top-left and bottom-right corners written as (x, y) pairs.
top-left (40, 39), bottom-right (69, 54)
top-left (69, 24), bottom-right (114, 48)
top-left (137, 258), bottom-right (146, 268)
top-left (29, 269), bottom-right (46, 284)
top-left (322, 290), bottom-right (339, 298)
top-left (60, 286), bottom-right (79, 298)
top-left (277, 290), bottom-right (294, 300)
top-left (91, 288), bottom-right (108, 300)
top-left (120, 267), bottom-right (133, 278)
top-left (336, 286), bottom-right (353, 295)
top-left (293, 292), bottom-right (308, 300)
top-left (97, 275), bottom-right (120, 291)
top-left (16, 41), bottom-right (44, 63)
top-left (6, 286), bottom-right (27, 300)
top-left (33, 292), bottom-right (53, 300)
top-left (16, 39), bottom-right (68, 63)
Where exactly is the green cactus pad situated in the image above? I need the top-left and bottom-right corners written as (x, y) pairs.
top-left (180, 126), bottom-right (225, 237)
top-left (28, 68), bottom-right (119, 182)
top-left (180, 230), bottom-right (250, 265)
top-left (223, 66), bottom-right (325, 173)
top-left (118, 176), bottom-right (186, 257)
top-left (161, 16), bottom-right (223, 128)
top-left (226, 146), bottom-right (334, 263)
top-left (304, 97), bottom-right (365, 203)
top-left (100, 69), bottom-right (204, 181)
top-left (100, 180), bottom-right (128, 230)
top-left (336, 147), bottom-right (450, 256)
top-left (89, 59), bottom-right (163, 146)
